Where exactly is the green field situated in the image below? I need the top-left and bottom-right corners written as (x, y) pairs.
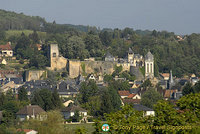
top-left (65, 123), bottom-right (95, 134)
top-left (5, 30), bottom-right (46, 39)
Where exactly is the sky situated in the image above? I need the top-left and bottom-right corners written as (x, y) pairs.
top-left (0, 0), bottom-right (200, 35)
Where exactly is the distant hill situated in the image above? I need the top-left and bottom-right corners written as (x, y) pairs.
top-left (0, 9), bottom-right (96, 33)
top-left (0, 9), bottom-right (46, 31)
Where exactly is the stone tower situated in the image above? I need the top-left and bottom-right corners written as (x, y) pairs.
top-left (128, 48), bottom-right (134, 63)
top-left (48, 44), bottom-right (67, 71)
top-left (145, 51), bottom-right (154, 79)
top-left (168, 70), bottom-right (175, 89)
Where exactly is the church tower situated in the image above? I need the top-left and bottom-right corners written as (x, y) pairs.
top-left (168, 70), bottom-right (175, 89)
top-left (145, 51), bottom-right (154, 79)
top-left (128, 48), bottom-right (134, 63)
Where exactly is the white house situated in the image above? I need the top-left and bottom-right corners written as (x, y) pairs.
top-left (133, 104), bottom-right (155, 116)
top-left (61, 105), bottom-right (87, 120)
top-left (0, 42), bottom-right (13, 57)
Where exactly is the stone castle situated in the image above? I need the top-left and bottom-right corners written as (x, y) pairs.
top-left (47, 44), bottom-right (154, 80)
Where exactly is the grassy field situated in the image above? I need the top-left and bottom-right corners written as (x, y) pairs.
top-left (5, 30), bottom-right (46, 39)
top-left (65, 123), bottom-right (95, 134)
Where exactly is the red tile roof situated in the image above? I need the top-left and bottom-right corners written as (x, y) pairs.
top-left (0, 42), bottom-right (12, 50)
top-left (127, 94), bottom-right (137, 98)
top-left (118, 90), bottom-right (130, 96)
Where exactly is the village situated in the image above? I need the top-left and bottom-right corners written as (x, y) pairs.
top-left (0, 41), bottom-right (199, 128)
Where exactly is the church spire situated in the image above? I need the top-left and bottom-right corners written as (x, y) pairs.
top-left (168, 70), bottom-right (174, 89)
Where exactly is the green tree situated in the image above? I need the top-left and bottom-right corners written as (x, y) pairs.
top-left (182, 82), bottom-right (193, 96)
top-left (18, 87), bottom-right (28, 101)
top-left (31, 89), bottom-right (54, 111)
top-left (141, 88), bottom-right (163, 108)
top-left (70, 110), bottom-right (82, 122)
top-left (24, 111), bottom-right (67, 134)
top-left (52, 89), bottom-right (62, 109)
top-left (104, 105), bottom-right (153, 134)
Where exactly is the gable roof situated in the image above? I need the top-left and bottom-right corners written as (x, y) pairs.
top-left (118, 90), bottom-right (130, 96)
top-left (16, 105), bottom-right (45, 115)
top-left (127, 94), bottom-right (137, 98)
top-left (133, 104), bottom-right (153, 111)
top-left (145, 51), bottom-right (154, 60)
top-left (128, 48), bottom-right (133, 54)
top-left (0, 42), bottom-right (12, 50)
top-left (61, 105), bottom-right (87, 112)
top-left (105, 52), bottom-right (114, 58)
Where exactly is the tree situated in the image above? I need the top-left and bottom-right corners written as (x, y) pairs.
top-left (182, 82), bottom-right (193, 96)
top-left (70, 110), bottom-right (82, 122)
top-left (18, 87), bottom-right (28, 101)
top-left (29, 54), bottom-right (47, 69)
top-left (65, 36), bottom-right (89, 60)
top-left (31, 89), bottom-right (55, 111)
top-left (84, 34), bottom-right (103, 57)
top-left (141, 88), bottom-right (163, 108)
top-left (24, 111), bottom-right (67, 134)
top-left (104, 105), bottom-right (152, 134)
top-left (79, 81), bottom-right (99, 103)
top-left (52, 89), bottom-right (62, 109)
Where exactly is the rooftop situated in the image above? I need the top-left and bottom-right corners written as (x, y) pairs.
top-left (16, 105), bottom-right (45, 115)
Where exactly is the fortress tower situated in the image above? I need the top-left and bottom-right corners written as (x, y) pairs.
top-left (48, 44), bottom-right (67, 71)
top-left (145, 51), bottom-right (154, 79)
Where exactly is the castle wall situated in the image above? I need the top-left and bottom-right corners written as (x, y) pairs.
top-left (68, 60), bottom-right (81, 78)
top-left (25, 70), bottom-right (47, 81)
top-left (68, 60), bottom-right (116, 78)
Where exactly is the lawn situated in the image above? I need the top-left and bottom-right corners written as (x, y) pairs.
top-left (65, 123), bottom-right (95, 134)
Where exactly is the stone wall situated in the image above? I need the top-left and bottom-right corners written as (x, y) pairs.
top-left (68, 60), bottom-right (116, 78)
top-left (25, 70), bottom-right (47, 81)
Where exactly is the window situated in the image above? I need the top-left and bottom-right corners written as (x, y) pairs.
top-left (53, 53), bottom-right (56, 57)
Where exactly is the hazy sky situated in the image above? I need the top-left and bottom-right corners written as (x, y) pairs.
top-left (0, 0), bottom-right (199, 34)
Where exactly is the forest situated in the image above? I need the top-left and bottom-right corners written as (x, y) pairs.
top-left (1, 9), bottom-right (200, 77)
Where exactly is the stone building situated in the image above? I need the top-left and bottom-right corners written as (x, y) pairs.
top-left (145, 51), bottom-right (154, 79)
top-left (47, 44), bottom-right (67, 71)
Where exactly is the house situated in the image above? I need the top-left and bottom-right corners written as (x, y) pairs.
top-left (88, 74), bottom-right (96, 81)
top-left (160, 73), bottom-right (170, 80)
top-left (16, 105), bottom-right (45, 121)
top-left (17, 129), bottom-right (38, 134)
top-left (61, 105), bottom-right (87, 120)
top-left (127, 94), bottom-right (141, 99)
top-left (0, 42), bottom-right (13, 57)
top-left (118, 90), bottom-right (130, 98)
top-left (63, 100), bottom-right (74, 107)
top-left (163, 89), bottom-right (178, 100)
top-left (133, 104), bottom-right (155, 116)
top-left (57, 81), bottom-right (79, 98)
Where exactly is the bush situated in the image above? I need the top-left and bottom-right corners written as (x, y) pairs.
top-left (19, 59), bottom-right (24, 64)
